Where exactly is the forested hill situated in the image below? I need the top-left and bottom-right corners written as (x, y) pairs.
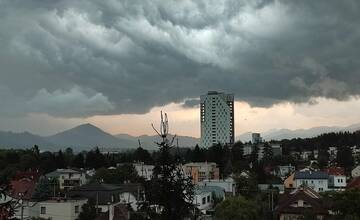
top-left (275, 130), bottom-right (360, 153)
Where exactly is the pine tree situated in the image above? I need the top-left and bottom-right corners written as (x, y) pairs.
top-left (262, 143), bottom-right (273, 163)
top-left (144, 112), bottom-right (194, 220)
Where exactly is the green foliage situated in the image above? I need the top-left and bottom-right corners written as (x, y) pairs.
top-left (134, 147), bottom-right (153, 164)
top-left (32, 177), bottom-right (54, 200)
top-left (76, 200), bottom-right (97, 220)
top-left (85, 147), bottom-right (106, 169)
top-left (262, 143), bottom-right (273, 163)
top-left (328, 189), bottom-right (360, 219)
top-left (91, 164), bottom-right (140, 184)
top-left (336, 146), bottom-right (354, 172)
top-left (215, 196), bottom-right (260, 220)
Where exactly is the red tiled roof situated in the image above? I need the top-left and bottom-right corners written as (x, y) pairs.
top-left (9, 178), bottom-right (37, 200)
top-left (323, 167), bottom-right (345, 176)
top-left (13, 170), bottom-right (41, 181)
top-left (347, 177), bottom-right (360, 189)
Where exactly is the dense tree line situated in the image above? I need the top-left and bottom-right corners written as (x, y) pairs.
top-left (278, 131), bottom-right (360, 154)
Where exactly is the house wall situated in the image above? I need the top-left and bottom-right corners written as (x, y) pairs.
top-left (199, 179), bottom-right (236, 194)
top-left (329, 175), bottom-right (346, 188)
top-left (37, 199), bottom-right (87, 220)
top-left (193, 192), bottom-right (212, 212)
top-left (58, 173), bottom-right (87, 190)
top-left (295, 179), bottom-right (328, 192)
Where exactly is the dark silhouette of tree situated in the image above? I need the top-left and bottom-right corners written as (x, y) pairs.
top-left (215, 196), bottom-right (260, 220)
top-left (76, 200), bottom-right (97, 220)
top-left (85, 147), bottom-right (106, 169)
top-left (72, 153), bottom-right (85, 168)
top-left (262, 143), bottom-right (273, 163)
top-left (55, 150), bottom-right (66, 169)
top-left (32, 177), bottom-right (53, 200)
top-left (134, 147), bottom-right (153, 164)
top-left (336, 146), bottom-right (354, 172)
top-left (144, 112), bottom-right (194, 220)
top-left (317, 148), bottom-right (329, 168)
top-left (192, 144), bottom-right (205, 162)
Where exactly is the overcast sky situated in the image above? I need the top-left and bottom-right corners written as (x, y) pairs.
top-left (1, 0), bottom-right (360, 137)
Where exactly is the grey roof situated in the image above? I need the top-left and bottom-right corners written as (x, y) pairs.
top-left (294, 171), bottom-right (328, 180)
top-left (195, 186), bottom-right (225, 199)
top-left (45, 169), bottom-right (83, 178)
top-left (70, 183), bottom-right (122, 192)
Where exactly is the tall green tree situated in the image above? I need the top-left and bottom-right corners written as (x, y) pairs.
top-left (215, 196), bottom-right (260, 220)
top-left (144, 112), bottom-right (194, 220)
top-left (336, 146), bottom-right (354, 172)
top-left (262, 143), bottom-right (273, 163)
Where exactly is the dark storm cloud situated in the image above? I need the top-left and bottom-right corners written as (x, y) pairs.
top-left (1, 0), bottom-right (360, 117)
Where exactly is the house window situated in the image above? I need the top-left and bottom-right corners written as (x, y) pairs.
top-left (319, 188), bottom-right (323, 192)
top-left (75, 205), bottom-right (79, 214)
top-left (41, 207), bottom-right (46, 214)
top-left (207, 195), bottom-right (210, 203)
top-left (202, 197), bottom-right (206, 205)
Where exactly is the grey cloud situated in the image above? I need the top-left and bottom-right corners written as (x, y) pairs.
top-left (1, 0), bottom-right (360, 118)
top-left (182, 99), bottom-right (200, 108)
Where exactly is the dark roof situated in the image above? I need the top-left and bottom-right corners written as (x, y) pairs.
top-left (323, 167), bottom-right (345, 176)
top-left (70, 183), bottom-right (122, 192)
top-left (294, 171), bottom-right (328, 180)
top-left (45, 169), bottom-right (83, 178)
top-left (68, 183), bottom-right (143, 205)
top-left (275, 186), bottom-right (329, 216)
top-left (347, 177), bottom-right (360, 189)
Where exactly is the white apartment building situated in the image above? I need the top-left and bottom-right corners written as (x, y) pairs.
top-left (294, 171), bottom-right (329, 192)
top-left (133, 162), bottom-right (154, 180)
top-left (45, 169), bottom-right (87, 190)
top-left (200, 91), bottom-right (234, 148)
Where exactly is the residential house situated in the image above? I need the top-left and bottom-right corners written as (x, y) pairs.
top-left (69, 183), bottom-right (124, 213)
top-left (293, 171), bottom-right (329, 192)
top-left (273, 165), bottom-right (295, 179)
top-left (284, 173), bottom-right (295, 189)
top-left (183, 162), bottom-right (220, 184)
top-left (351, 165), bottom-right (360, 178)
top-left (275, 186), bottom-right (329, 220)
top-left (36, 198), bottom-right (88, 220)
top-left (193, 187), bottom-right (213, 213)
top-left (69, 183), bottom-right (144, 213)
top-left (133, 162), bottom-right (154, 181)
top-left (45, 169), bottom-right (87, 191)
top-left (198, 177), bottom-right (236, 195)
top-left (323, 167), bottom-right (346, 190)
